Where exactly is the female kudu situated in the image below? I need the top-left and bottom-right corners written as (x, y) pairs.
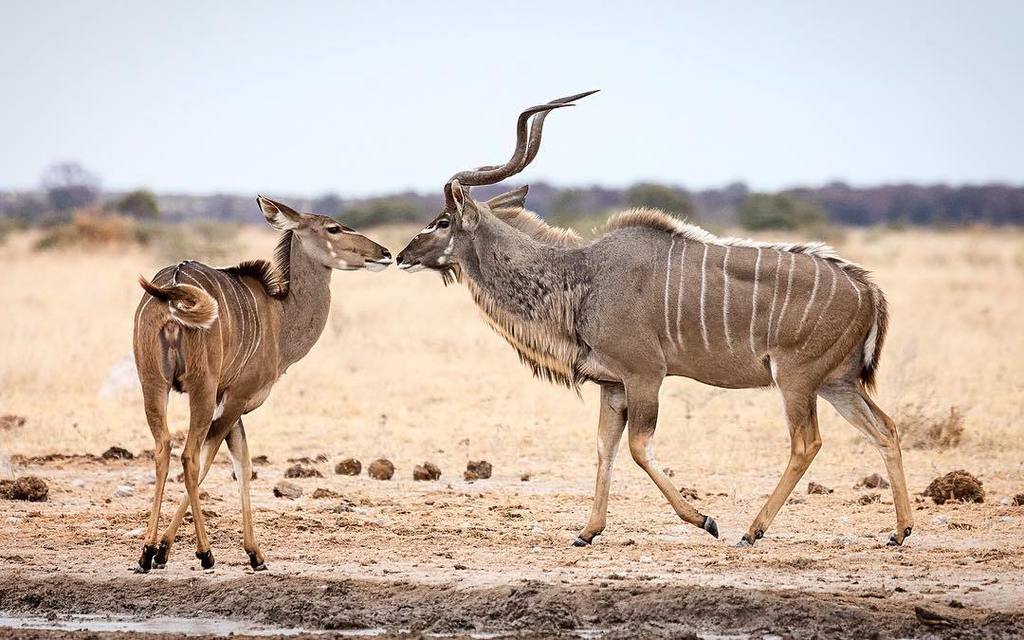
top-left (133, 196), bottom-right (391, 572)
top-left (395, 93), bottom-right (913, 548)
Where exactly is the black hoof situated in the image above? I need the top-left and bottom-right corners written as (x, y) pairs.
top-left (702, 516), bottom-right (720, 539)
top-left (571, 536), bottom-right (591, 547)
top-left (734, 538), bottom-right (753, 548)
top-left (886, 533), bottom-right (901, 546)
top-left (196, 549), bottom-right (215, 570)
top-left (154, 542), bottom-right (170, 568)
top-left (135, 544), bottom-right (158, 573)
top-left (248, 552), bottom-right (267, 571)
top-left (736, 531), bottom-right (760, 548)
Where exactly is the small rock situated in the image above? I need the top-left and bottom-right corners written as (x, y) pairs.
top-left (678, 486), bottom-right (699, 500)
top-left (0, 415), bottom-right (27, 431)
top-left (932, 515), bottom-right (949, 526)
top-left (639, 555), bottom-right (654, 563)
top-left (124, 527), bottom-right (144, 539)
top-left (70, 479), bottom-right (86, 488)
top-left (113, 484), bottom-right (134, 498)
top-left (520, 473), bottom-right (531, 482)
top-left (284, 464), bottom-right (323, 479)
top-left (413, 462), bottom-right (442, 481)
top-left (5, 516), bottom-right (21, 526)
top-left (311, 487), bottom-right (340, 499)
top-left (368, 459), bottom-right (395, 481)
top-left (464, 460), bottom-right (492, 481)
top-left (662, 467), bottom-right (675, 478)
top-left (335, 458), bottom-right (362, 476)
top-left (273, 480), bottom-right (302, 499)
top-left (530, 525), bottom-right (544, 534)
top-left (858, 493), bottom-right (880, 505)
top-left (923, 470), bottom-right (984, 505)
top-left (6, 476), bottom-right (49, 502)
top-left (808, 482), bottom-right (833, 495)
top-left (101, 446), bottom-right (134, 461)
top-left (857, 473), bottom-right (889, 489)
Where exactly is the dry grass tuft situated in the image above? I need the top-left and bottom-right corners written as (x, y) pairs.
top-left (898, 404), bottom-right (965, 450)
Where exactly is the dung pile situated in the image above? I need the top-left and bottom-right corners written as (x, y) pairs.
top-left (368, 459), bottom-right (395, 480)
top-left (464, 460), bottom-right (492, 481)
top-left (1, 476), bottom-right (49, 501)
top-left (923, 470), bottom-right (984, 505)
top-left (413, 462), bottom-right (442, 481)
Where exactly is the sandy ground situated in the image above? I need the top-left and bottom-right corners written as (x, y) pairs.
top-left (1, 226), bottom-right (1023, 638)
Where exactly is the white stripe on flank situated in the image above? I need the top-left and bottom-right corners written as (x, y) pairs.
top-left (765, 251), bottom-right (782, 350)
top-left (699, 243), bottom-right (710, 350)
top-left (663, 237), bottom-right (677, 350)
top-left (841, 268), bottom-right (862, 310)
top-left (773, 253), bottom-right (796, 344)
top-left (797, 258), bottom-right (821, 336)
top-left (241, 281), bottom-right (261, 367)
top-left (722, 246), bottom-right (733, 349)
top-left (748, 248), bottom-right (762, 355)
top-left (803, 262), bottom-right (839, 350)
top-left (674, 239), bottom-right (688, 346)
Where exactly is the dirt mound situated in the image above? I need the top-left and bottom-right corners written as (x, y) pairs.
top-left (284, 464), bottom-right (323, 479)
top-left (334, 458), bottom-right (362, 476)
top-left (3, 476), bottom-right (49, 501)
top-left (857, 472), bottom-right (889, 489)
top-left (858, 493), bottom-right (880, 505)
top-left (368, 459), bottom-right (394, 480)
top-left (924, 470), bottom-right (984, 505)
top-left (413, 462), bottom-right (442, 481)
top-left (808, 482), bottom-right (833, 494)
top-left (101, 446), bottom-right (133, 460)
top-left (464, 460), bottom-right (492, 481)
top-left (0, 414), bottom-right (26, 430)
top-left (311, 488), bottom-right (340, 499)
top-left (273, 480), bottom-right (302, 499)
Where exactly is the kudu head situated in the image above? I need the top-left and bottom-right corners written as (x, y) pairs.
top-left (256, 195), bottom-right (392, 271)
top-left (395, 90), bottom-right (598, 277)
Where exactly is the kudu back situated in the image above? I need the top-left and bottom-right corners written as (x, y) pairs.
top-left (133, 196), bottom-right (391, 572)
top-left (396, 92), bottom-right (912, 548)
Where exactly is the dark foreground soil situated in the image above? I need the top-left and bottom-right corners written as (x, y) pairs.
top-left (2, 572), bottom-right (1023, 639)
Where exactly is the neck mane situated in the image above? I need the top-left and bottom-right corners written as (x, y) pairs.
top-left (458, 215), bottom-right (589, 389)
top-left (226, 230), bottom-right (293, 298)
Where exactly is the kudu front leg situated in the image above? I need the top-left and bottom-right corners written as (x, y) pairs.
top-left (738, 389), bottom-right (820, 547)
top-left (625, 380), bottom-right (719, 539)
top-left (226, 419), bottom-right (266, 570)
top-left (574, 383), bottom-right (627, 546)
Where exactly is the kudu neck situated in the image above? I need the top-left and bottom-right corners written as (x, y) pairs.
top-left (278, 233), bottom-right (332, 369)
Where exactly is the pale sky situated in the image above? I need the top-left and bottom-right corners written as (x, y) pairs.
top-left (2, 1), bottom-right (1022, 197)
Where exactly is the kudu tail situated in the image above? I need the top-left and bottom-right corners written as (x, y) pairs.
top-left (138, 276), bottom-right (219, 330)
top-left (860, 285), bottom-right (889, 394)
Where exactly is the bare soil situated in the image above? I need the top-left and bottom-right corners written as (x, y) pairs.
top-left (1, 456), bottom-right (1022, 639)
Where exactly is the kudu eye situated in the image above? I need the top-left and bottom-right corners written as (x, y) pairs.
top-left (326, 226), bottom-right (342, 234)
top-left (437, 219), bottom-right (450, 229)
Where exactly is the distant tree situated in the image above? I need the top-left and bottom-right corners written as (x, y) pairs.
top-left (737, 193), bottom-right (828, 231)
top-left (625, 183), bottom-right (694, 218)
top-left (114, 189), bottom-right (160, 220)
top-left (312, 193), bottom-right (343, 216)
top-left (550, 189), bottom-right (583, 218)
top-left (342, 196), bottom-right (428, 227)
top-left (41, 162), bottom-right (100, 212)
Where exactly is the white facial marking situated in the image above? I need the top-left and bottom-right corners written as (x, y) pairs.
top-left (437, 255), bottom-right (447, 265)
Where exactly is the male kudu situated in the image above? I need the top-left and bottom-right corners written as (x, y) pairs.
top-left (395, 92), bottom-right (913, 548)
top-left (133, 196), bottom-right (391, 572)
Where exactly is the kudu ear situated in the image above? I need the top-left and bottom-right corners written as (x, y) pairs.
top-left (257, 195), bottom-right (304, 231)
top-left (450, 180), bottom-right (481, 230)
top-left (484, 185), bottom-right (529, 218)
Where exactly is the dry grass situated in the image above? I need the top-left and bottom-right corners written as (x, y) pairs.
top-left (0, 225), bottom-right (1022, 502)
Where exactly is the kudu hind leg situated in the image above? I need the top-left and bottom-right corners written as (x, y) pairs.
top-left (574, 383), bottom-right (628, 546)
top-left (226, 419), bottom-right (266, 569)
top-left (625, 380), bottom-right (718, 538)
top-left (820, 383), bottom-right (914, 545)
top-left (178, 383), bottom-right (218, 569)
top-left (739, 389), bottom-right (821, 547)
top-left (136, 384), bottom-right (172, 573)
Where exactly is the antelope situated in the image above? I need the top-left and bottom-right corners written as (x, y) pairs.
top-left (395, 92), bottom-right (913, 548)
top-left (132, 196), bottom-right (392, 572)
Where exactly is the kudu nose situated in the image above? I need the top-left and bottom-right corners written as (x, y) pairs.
top-left (396, 252), bottom-right (405, 265)
top-left (381, 249), bottom-right (391, 259)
